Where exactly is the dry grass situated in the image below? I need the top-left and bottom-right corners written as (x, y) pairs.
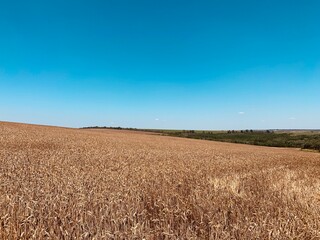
top-left (0, 122), bottom-right (320, 239)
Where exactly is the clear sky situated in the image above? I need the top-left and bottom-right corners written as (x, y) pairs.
top-left (1, 0), bottom-right (319, 129)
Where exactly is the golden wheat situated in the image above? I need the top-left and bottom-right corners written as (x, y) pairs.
top-left (0, 122), bottom-right (320, 239)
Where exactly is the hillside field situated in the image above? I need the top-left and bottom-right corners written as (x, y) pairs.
top-left (0, 122), bottom-right (320, 239)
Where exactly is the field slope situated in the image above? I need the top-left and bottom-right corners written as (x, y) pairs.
top-left (0, 122), bottom-right (320, 239)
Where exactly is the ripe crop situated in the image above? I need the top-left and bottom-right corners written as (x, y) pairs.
top-left (0, 122), bottom-right (320, 239)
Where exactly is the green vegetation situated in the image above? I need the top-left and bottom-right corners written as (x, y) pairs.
top-left (158, 130), bottom-right (320, 152)
top-left (82, 127), bottom-right (320, 152)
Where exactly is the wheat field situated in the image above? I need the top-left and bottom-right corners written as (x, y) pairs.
top-left (0, 122), bottom-right (320, 239)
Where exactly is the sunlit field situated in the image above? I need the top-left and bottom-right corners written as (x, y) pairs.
top-left (1, 122), bottom-right (320, 239)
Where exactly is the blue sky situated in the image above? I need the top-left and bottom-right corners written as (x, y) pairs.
top-left (1, 0), bottom-right (319, 129)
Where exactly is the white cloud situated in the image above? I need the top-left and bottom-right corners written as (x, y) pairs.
top-left (238, 112), bottom-right (245, 115)
top-left (155, 118), bottom-right (159, 121)
top-left (289, 117), bottom-right (296, 120)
